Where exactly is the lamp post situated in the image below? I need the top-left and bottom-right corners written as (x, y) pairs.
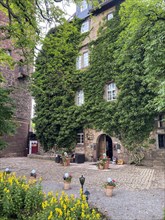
top-left (79, 175), bottom-right (85, 192)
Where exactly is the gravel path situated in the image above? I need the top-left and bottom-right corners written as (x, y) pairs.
top-left (0, 157), bottom-right (165, 220)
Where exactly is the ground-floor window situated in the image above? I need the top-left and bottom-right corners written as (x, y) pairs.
top-left (158, 134), bottom-right (165, 149)
top-left (77, 132), bottom-right (84, 144)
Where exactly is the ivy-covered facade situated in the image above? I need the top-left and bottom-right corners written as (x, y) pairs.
top-left (33, 0), bottom-right (165, 165)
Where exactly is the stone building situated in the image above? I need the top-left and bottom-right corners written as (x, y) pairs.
top-left (73, 0), bottom-right (165, 166)
top-left (0, 11), bottom-right (32, 157)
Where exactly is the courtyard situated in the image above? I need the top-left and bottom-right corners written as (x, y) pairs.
top-left (0, 157), bottom-right (165, 220)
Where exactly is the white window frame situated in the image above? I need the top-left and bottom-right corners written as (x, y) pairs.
top-left (107, 12), bottom-right (113, 20)
top-left (83, 51), bottom-right (89, 67)
top-left (76, 90), bottom-right (84, 106)
top-left (76, 55), bottom-right (82, 70)
top-left (80, 0), bottom-right (88, 12)
top-left (107, 82), bottom-right (117, 101)
top-left (77, 133), bottom-right (84, 144)
top-left (81, 20), bottom-right (89, 33)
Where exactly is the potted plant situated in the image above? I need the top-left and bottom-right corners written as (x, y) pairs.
top-left (63, 172), bottom-right (72, 190)
top-left (104, 177), bottom-right (116, 197)
top-left (97, 153), bottom-right (110, 169)
top-left (62, 152), bottom-right (70, 166)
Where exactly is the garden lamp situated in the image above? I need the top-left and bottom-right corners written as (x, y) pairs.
top-left (30, 169), bottom-right (36, 178)
top-left (5, 168), bottom-right (11, 174)
top-left (79, 175), bottom-right (85, 192)
top-left (84, 189), bottom-right (90, 202)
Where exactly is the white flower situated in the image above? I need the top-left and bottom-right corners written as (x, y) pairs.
top-left (103, 153), bottom-right (106, 158)
top-left (107, 178), bottom-right (112, 183)
top-left (64, 152), bottom-right (68, 156)
top-left (64, 173), bottom-right (69, 178)
top-left (5, 168), bottom-right (10, 172)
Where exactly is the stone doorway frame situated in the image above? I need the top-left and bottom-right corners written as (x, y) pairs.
top-left (96, 134), bottom-right (113, 160)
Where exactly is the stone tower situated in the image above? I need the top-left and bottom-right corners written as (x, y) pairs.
top-left (0, 10), bottom-right (32, 157)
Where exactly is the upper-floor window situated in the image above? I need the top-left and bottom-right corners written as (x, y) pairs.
top-left (106, 82), bottom-right (117, 101)
top-left (107, 12), bottom-right (113, 20)
top-left (80, 0), bottom-right (88, 12)
top-left (76, 55), bottom-right (82, 70)
top-left (76, 51), bottom-right (89, 70)
top-left (81, 20), bottom-right (90, 33)
top-left (76, 90), bottom-right (84, 106)
top-left (83, 51), bottom-right (89, 67)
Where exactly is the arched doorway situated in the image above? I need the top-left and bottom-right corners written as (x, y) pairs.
top-left (97, 134), bottom-right (113, 160)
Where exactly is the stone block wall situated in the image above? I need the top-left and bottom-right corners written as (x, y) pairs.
top-left (0, 11), bottom-right (32, 157)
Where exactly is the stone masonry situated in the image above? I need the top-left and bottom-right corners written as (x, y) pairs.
top-left (0, 11), bottom-right (32, 157)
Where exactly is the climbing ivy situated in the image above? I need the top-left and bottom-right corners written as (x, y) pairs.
top-left (33, 0), bottom-right (164, 152)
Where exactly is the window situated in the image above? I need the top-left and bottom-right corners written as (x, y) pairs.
top-left (77, 132), bottom-right (84, 144)
top-left (76, 55), bottom-right (82, 70)
top-left (83, 51), bottom-right (89, 67)
top-left (81, 20), bottom-right (89, 33)
top-left (76, 90), bottom-right (84, 106)
top-left (76, 51), bottom-right (89, 69)
top-left (107, 82), bottom-right (117, 101)
top-left (80, 0), bottom-right (88, 12)
top-left (107, 12), bottom-right (113, 20)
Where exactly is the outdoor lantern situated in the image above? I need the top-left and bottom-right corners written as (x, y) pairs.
top-left (84, 189), bottom-right (90, 202)
top-left (79, 175), bottom-right (85, 191)
top-left (5, 168), bottom-right (11, 174)
top-left (30, 169), bottom-right (36, 178)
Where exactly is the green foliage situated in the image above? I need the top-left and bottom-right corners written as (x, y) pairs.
top-left (32, 19), bottom-right (83, 151)
top-left (0, 173), bottom-right (102, 220)
top-left (0, 172), bottom-right (44, 219)
top-left (0, 84), bottom-right (15, 150)
top-left (33, 0), bottom-right (164, 152)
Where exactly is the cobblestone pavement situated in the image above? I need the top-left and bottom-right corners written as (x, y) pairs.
top-left (0, 157), bottom-right (164, 190)
top-left (0, 157), bottom-right (165, 220)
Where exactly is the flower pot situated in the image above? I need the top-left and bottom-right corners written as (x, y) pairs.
top-left (104, 160), bottom-right (110, 169)
top-left (63, 158), bottom-right (70, 166)
top-left (105, 186), bottom-right (114, 197)
top-left (64, 181), bottom-right (70, 190)
top-left (98, 164), bottom-right (104, 170)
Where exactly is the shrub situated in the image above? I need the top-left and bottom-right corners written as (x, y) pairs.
top-left (0, 172), bottom-right (102, 220)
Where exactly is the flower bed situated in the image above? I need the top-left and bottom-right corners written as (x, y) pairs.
top-left (0, 172), bottom-right (102, 220)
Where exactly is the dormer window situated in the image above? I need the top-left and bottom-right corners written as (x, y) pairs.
top-left (81, 20), bottom-right (89, 33)
top-left (107, 12), bottom-right (113, 20)
top-left (106, 82), bottom-right (117, 101)
top-left (80, 0), bottom-right (88, 12)
top-left (76, 90), bottom-right (84, 106)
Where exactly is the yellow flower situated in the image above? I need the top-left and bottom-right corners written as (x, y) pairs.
top-left (48, 211), bottom-right (53, 220)
top-left (81, 212), bottom-right (85, 218)
top-left (42, 200), bottom-right (48, 209)
top-left (4, 188), bottom-right (10, 193)
top-left (96, 213), bottom-right (101, 219)
top-left (48, 191), bottom-right (53, 197)
top-left (55, 208), bottom-right (63, 217)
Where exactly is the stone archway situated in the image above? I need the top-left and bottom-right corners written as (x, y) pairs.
top-left (97, 134), bottom-right (113, 160)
